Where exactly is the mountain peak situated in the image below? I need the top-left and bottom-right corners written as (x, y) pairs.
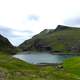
top-left (55, 25), bottom-right (72, 31)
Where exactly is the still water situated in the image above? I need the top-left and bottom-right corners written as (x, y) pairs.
top-left (13, 52), bottom-right (79, 64)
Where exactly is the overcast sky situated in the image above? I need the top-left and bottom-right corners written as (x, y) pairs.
top-left (0, 0), bottom-right (80, 46)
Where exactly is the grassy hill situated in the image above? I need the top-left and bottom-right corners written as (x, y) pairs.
top-left (19, 25), bottom-right (80, 53)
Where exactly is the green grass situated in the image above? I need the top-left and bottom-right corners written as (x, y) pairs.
top-left (0, 52), bottom-right (80, 80)
top-left (64, 56), bottom-right (80, 76)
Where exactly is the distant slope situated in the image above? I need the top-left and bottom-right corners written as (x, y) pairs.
top-left (0, 34), bottom-right (14, 53)
top-left (19, 25), bottom-right (80, 53)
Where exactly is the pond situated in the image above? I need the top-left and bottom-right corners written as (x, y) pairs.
top-left (13, 52), bottom-right (80, 65)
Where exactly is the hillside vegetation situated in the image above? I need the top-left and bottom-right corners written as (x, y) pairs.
top-left (19, 25), bottom-right (80, 53)
top-left (0, 52), bottom-right (80, 80)
top-left (0, 34), bottom-right (17, 54)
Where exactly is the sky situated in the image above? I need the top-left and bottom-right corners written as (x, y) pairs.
top-left (0, 0), bottom-right (80, 46)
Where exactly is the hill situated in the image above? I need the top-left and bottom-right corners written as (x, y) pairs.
top-left (19, 25), bottom-right (80, 53)
top-left (0, 34), bottom-right (14, 53)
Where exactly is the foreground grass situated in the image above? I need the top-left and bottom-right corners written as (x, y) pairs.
top-left (64, 57), bottom-right (80, 77)
top-left (0, 52), bottom-right (80, 80)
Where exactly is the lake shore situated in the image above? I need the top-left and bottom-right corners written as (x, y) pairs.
top-left (17, 51), bottom-right (80, 55)
top-left (36, 63), bottom-right (63, 66)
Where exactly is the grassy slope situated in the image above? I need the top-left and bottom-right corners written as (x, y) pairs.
top-left (19, 26), bottom-right (80, 53)
top-left (46, 29), bottom-right (80, 52)
top-left (0, 52), bottom-right (80, 80)
top-left (0, 34), bottom-right (15, 53)
top-left (64, 57), bottom-right (80, 77)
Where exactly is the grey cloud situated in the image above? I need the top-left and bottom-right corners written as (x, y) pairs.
top-left (0, 26), bottom-right (34, 46)
top-left (0, 26), bottom-right (13, 37)
top-left (0, 26), bottom-right (34, 38)
top-left (14, 30), bottom-right (33, 34)
top-left (27, 15), bottom-right (39, 21)
top-left (64, 17), bottom-right (80, 26)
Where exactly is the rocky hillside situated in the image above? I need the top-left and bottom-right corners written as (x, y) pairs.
top-left (0, 34), bottom-right (14, 53)
top-left (19, 25), bottom-right (80, 53)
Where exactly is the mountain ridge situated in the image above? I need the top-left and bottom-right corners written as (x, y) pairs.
top-left (19, 25), bottom-right (80, 53)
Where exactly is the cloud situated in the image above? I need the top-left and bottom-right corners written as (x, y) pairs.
top-left (0, 25), bottom-right (34, 46)
top-left (27, 15), bottom-right (39, 21)
top-left (0, 0), bottom-right (80, 46)
top-left (64, 16), bottom-right (80, 26)
top-left (0, 26), bottom-right (33, 37)
top-left (0, 26), bottom-right (13, 37)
